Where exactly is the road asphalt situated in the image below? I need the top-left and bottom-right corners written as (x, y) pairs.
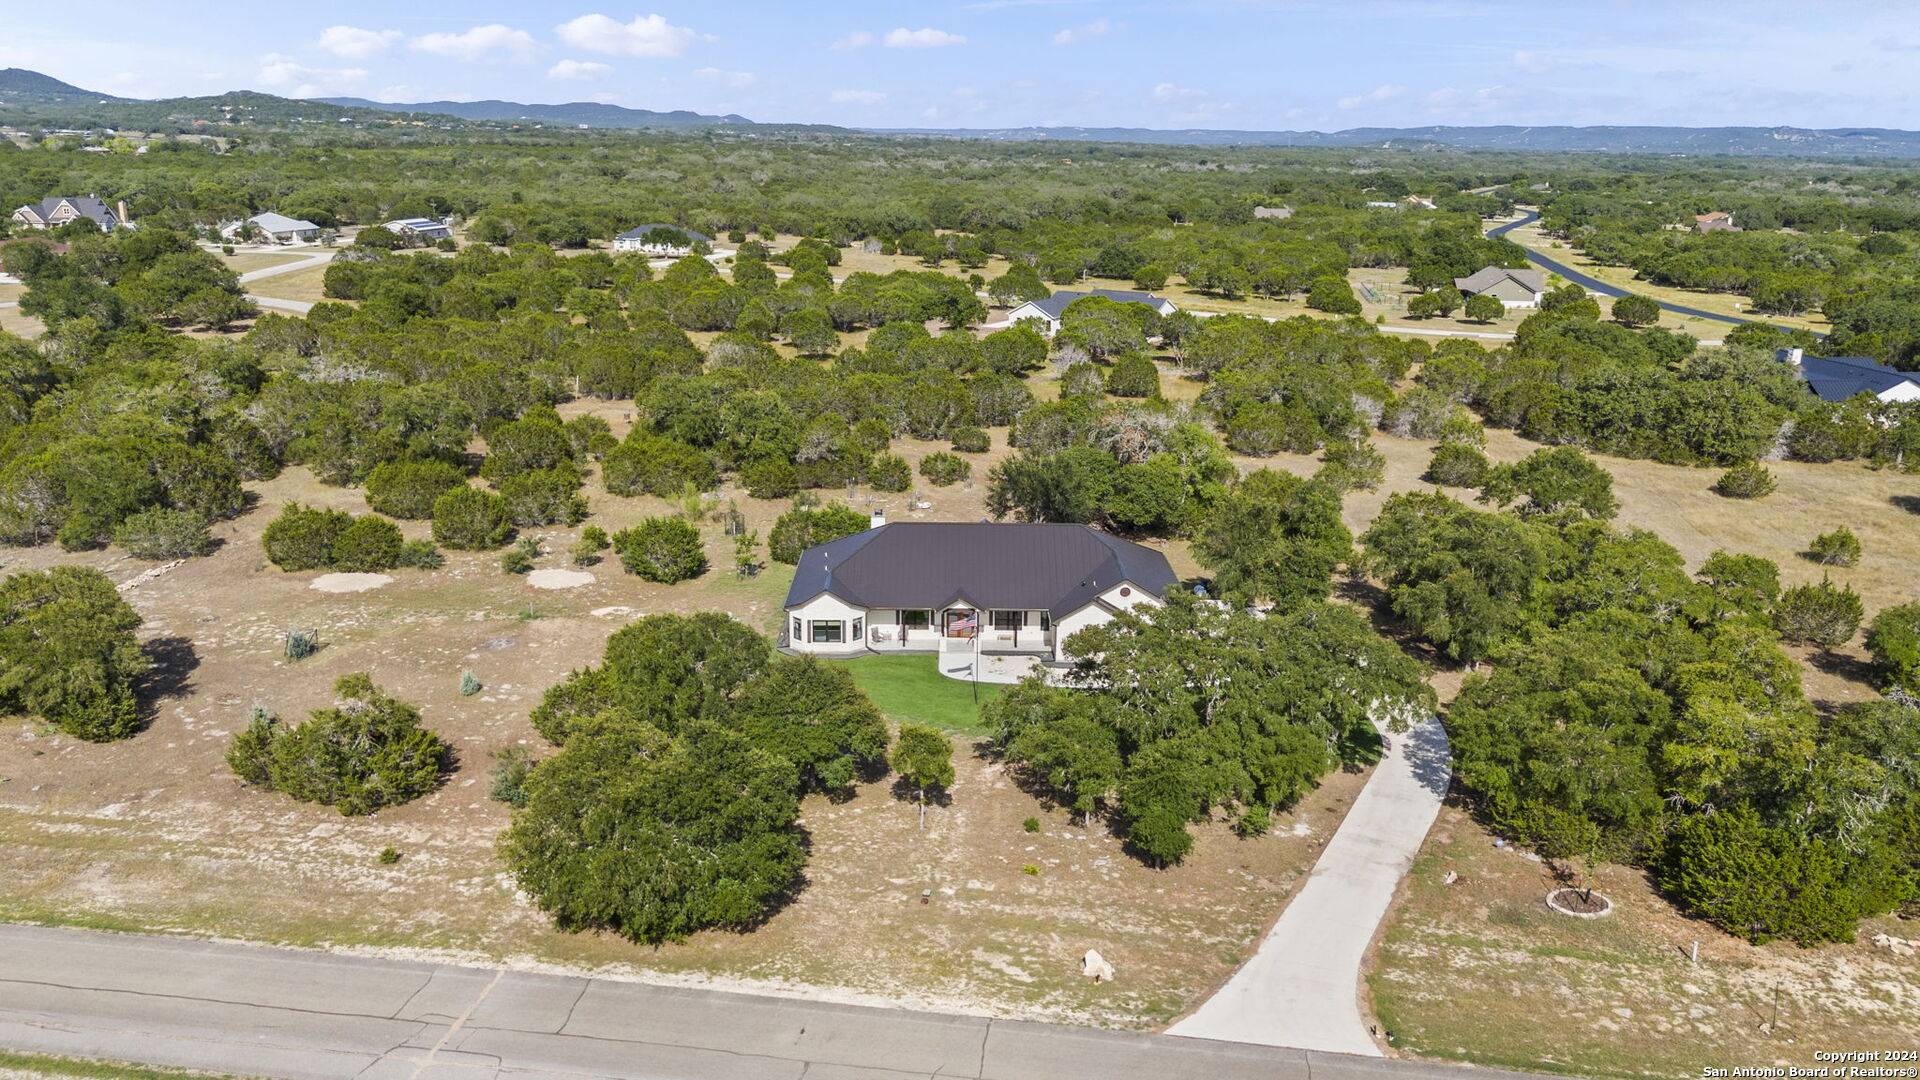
top-left (1167, 717), bottom-right (1452, 1054)
top-left (0, 923), bottom-right (1554, 1080)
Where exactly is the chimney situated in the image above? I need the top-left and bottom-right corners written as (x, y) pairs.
top-left (115, 200), bottom-right (130, 225)
top-left (870, 508), bottom-right (886, 530)
top-left (1781, 346), bottom-right (1804, 370)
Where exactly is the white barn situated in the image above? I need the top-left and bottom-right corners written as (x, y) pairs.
top-left (611, 224), bottom-right (711, 256)
top-left (782, 518), bottom-right (1176, 665)
top-left (220, 212), bottom-right (320, 245)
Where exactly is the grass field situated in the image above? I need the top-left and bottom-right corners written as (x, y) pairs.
top-left (837, 654), bottom-right (1005, 737)
top-left (244, 265), bottom-right (330, 303)
top-left (0, 1051), bottom-right (243, 1080)
top-left (214, 252), bottom-right (307, 275)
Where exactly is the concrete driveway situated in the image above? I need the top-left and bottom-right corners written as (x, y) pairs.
top-left (1167, 716), bottom-right (1452, 1054)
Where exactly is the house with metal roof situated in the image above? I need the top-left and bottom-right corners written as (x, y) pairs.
top-left (219, 212), bottom-right (321, 245)
top-left (1005, 288), bottom-right (1178, 335)
top-left (611, 224), bottom-right (711, 256)
top-left (1452, 266), bottom-right (1546, 308)
top-left (782, 516), bottom-right (1177, 663)
top-left (382, 217), bottom-right (453, 242)
top-left (1777, 347), bottom-right (1920, 404)
top-left (9, 195), bottom-right (123, 232)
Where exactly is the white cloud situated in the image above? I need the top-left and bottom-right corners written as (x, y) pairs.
top-left (883, 27), bottom-right (967, 49)
top-left (830, 31), bottom-right (875, 51)
top-left (1337, 83), bottom-right (1406, 109)
top-left (256, 53), bottom-right (367, 97)
top-left (317, 26), bottom-right (402, 59)
top-left (555, 13), bottom-right (696, 58)
top-left (1510, 50), bottom-right (1555, 75)
top-left (1051, 18), bottom-right (1112, 46)
top-left (830, 88), bottom-right (888, 105)
top-left (695, 67), bottom-right (758, 89)
top-left (548, 59), bottom-right (611, 81)
top-left (1150, 82), bottom-right (1205, 102)
top-left (410, 24), bottom-right (540, 62)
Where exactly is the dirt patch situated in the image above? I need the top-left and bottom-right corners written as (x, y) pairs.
top-left (526, 568), bottom-right (594, 590)
top-left (310, 572), bottom-right (393, 594)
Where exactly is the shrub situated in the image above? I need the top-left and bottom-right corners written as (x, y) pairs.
top-left (1023, 817), bottom-right (1041, 833)
top-left (614, 517), bottom-right (708, 583)
top-left (1807, 526), bottom-right (1862, 567)
top-left (1865, 601), bottom-right (1920, 696)
top-left (1661, 806), bottom-right (1883, 946)
top-left (742, 457), bottom-right (801, 500)
top-left (1315, 439), bottom-right (1387, 492)
top-left (1774, 577), bottom-right (1865, 648)
top-left (502, 548), bottom-right (534, 574)
top-left (768, 504), bottom-right (870, 564)
top-left (0, 567), bottom-right (148, 741)
top-left (377, 846), bottom-right (402, 865)
top-left (851, 417), bottom-right (892, 451)
top-left (395, 540), bottom-right (443, 569)
top-left (460, 670), bottom-right (483, 696)
top-left (364, 460), bottom-right (466, 519)
top-left (114, 508), bottom-right (214, 559)
top-left (1424, 443), bottom-right (1490, 488)
top-left (488, 746), bottom-right (537, 806)
top-left (431, 487), bottom-right (513, 550)
top-left (499, 467), bottom-right (588, 526)
top-left (1060, 362), bottom-right (1105, 398)
top-left (950, 426), bottom-right (991, 453)
top-left (1106, 355), bottom-right (1160, 398)
top-left (1233, 806), bottom-right (1272, 838)
top-left (329, 515), bottom-right (404, 572)
top-left (919, 452), bottom-right (971, 487)
top-left (284, 628), bottom-right (321, 661)
top-left (223, 676), bottom-right (450, 816)
top-left (262, 503), bottom-right (352, 571)
top-left (602, 436), bottom-right (717, 498)
top-left (1713, 462), bottom-right (1777, 499)
top-left (869, 453), bottom-right (912, 492)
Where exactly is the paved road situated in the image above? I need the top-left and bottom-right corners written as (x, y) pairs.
top-left (1488, 211), bottom-right (1813, 335)
top-left (1168, 717), bottom-right (1452, 1054)
top-left (0, 924), bottom-right (1550, 1080)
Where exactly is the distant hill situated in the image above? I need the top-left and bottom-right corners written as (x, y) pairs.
top-left (870, 123), bottom-right (1920, 158)
top-left (0, 68), bottom-right (126, 108)
top-left (318, 97), bottom-right (751, 129)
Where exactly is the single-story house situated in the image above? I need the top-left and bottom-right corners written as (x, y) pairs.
top-left (1453, 266), bottom-right (1547, 309)
top-left (611, 224), bottom-right (711, 256)
top-left (1777, 348), bottom-right (1920, 404)
top-left (1405, 196), bottom-right (1438, 210)
top-left (1365, 200), bottom-right (1402, 209)
top-left (382, 217), bottom-right (453, 241)
top-left (10, 195), bottom-right (124, 232)
top-left (1253, 205), bottom-right (1294, 220)
top-left (1006, 288), bottom-right (1179, 335)
top-left (783, 517), bottom-right (1177, 665)
top-left (220, 212), bottom-right (321, 245)
top-left (1695, 212), bottom-right (1741, 234)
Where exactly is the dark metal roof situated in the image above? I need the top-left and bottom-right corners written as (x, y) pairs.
top-left (784, 522), bottom-right (1177, 618)
top-left (1020, 289), bottom-right (1170, 320)
top-left (616, 224), bottom-right (712, 242)
top-left (1780, 350), bottom-right (1920, 402)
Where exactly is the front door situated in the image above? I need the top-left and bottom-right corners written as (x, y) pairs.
top-left (944, 608), bottom-right (977, 638)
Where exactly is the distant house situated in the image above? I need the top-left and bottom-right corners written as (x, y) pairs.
top-left (1453, 266), bottom-right (1547, 309)
top-left (1365, 200), bottom-right (1401, 209)
top-left (782, 518), bottom-right (1177, 665)
top-left (1405, 196), bottom-right (1438, 210)
top-left (1777, 348), bottom-right (1920, 404)
top-left (10, 195), bottom-right (124, 232)
top-left (611, 224), bottom-right (711, 256)
top-left (220, 212), bottom-right (321, 245)
top-left (382, 217), bottom-right (452, 241)
top-left (1253, 205), bottom-right (1294, 220)
top-left (1006, 289), bottom-right (1178, 335)
top-left (1695, 212), bottom-right (1741, 234)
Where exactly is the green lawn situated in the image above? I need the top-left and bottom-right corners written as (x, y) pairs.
top-left (0, 1050), bottom-right (247, 1080)
top-left (835, 653), bottom-right (1003, 737)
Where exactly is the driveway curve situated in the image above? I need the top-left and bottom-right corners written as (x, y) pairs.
top-left (1167, 715), bottom-right (1451, 1055)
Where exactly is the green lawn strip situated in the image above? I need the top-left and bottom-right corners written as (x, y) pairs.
top-left (0, 1049), bottom-right (250, 1080)
top-left (834, 654), bottom-right (1002, 737)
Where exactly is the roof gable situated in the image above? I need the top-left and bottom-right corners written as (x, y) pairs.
top-left (1794, 353), bottom-right (1920, 402)
top-left (1453, 266), bottom-right (1544, 294)
top-left (1024, 289), bottom-right (1170, 320)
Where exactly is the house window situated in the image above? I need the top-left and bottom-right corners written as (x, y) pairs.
top-left (1040, 613), bottom-right (1052, 631)
top-left (852, 617), bottom-right (864, 639)
top-left (902, 610), bottom-right (931, 630)
top-left (992, 611), bottom-right (1022, 631)
top-left (792, 617), bottom-right (802, 641)
top-left (810, 621), bottom-right (844, 644)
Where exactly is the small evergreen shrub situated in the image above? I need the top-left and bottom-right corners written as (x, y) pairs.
top-left (1425, 443), bottom-right (1491, 488)
top-left (613, 517), bottom-right (708, 583)
top-left (1807, 526), bottom-right (1862, 567)
top-left (394, 540), bottom-right (444, 569)
top-left (364, 460), bottom-right (466, 519)
top-left (431, 487), bottom-right (513, 550)
top-left (1022, 817), bottom-right (1041, 834)
top-left (262, 503), bottom-right (353, 571)
top-left (743, 457), bottom-right (801, 500)
top-left (919, 452), bottom-right (971, 487)
top-left (949, 426), bottom-right (991, 453)
top-left (502, 548), bottom-right (534, 574)
top-left (114, 508), bottom-right (214, 559)
top-left (284, 628), bottom-right (321, 661)
top-left (459, 670), bottom-right (482, 696)
top-left (377, 846), bottom-right (402, 865)
top-left (329, 515), bottom-right (404, 572)
top-left (488, 746), bottom-right (538, 807)
top-left (869, 453), bottom-right (912, 492)
top-left (1105, 355), bottom-right (1160, 398)
top-left (223, 676), bottom-right (449, 816)
top-left (1713, 462), bottom-right (1777, 499)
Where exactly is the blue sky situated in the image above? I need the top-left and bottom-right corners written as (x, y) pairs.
top-left (7, 1), bottom-right (1920, 130)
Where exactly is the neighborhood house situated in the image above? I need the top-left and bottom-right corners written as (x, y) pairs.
top-left (1006, 289), bottom-right (1179, 335)
top-left (1777, 347), bottom-right (1920, 403)
top-left (783, 519), bottom-right (1177, 665)
top-left (612, 224), bottom-right (711, 256)
top-left (1695, 211), bottom-right (1741, 233)
top-left (382, 217), bottom-right (453, 241)
top-left (220, 212), bottom-right (320, 245)
top-left (10, 195), bottom-right (125, 232)
top-left (1453, 265), bottom-right (1547, 308)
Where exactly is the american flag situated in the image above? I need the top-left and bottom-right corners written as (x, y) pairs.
top-left (949, 613), bottom-right (977, 637)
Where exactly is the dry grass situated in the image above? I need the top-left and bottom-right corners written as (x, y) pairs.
top-left (1371, 806), bottom-right (1920, 1079)
top-left (214, 252), bottom-right (307, 275)
top-left (245, 266), bottom-right (330, 304)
